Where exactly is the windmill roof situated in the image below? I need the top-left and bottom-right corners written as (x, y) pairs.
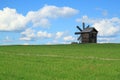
top-left (81, 27), bottom-right (98, 33)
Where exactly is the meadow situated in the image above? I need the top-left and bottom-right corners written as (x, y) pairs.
top-left (0, 44), bottom-right (120, 80)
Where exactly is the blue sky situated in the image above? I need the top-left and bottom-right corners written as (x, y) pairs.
top-left (0, 0), bottom-right (120, 45)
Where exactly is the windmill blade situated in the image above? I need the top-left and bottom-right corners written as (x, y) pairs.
top-left (82, 22), bottom-right (85, 29)
top-left (76, 26), bottom-right (82, 31)
top-left (75, 32), bottom-right (81, 35)
top-left (77, 35), bottom-right (81, 40)
top-left (86, 25), bottom-right (90, 28)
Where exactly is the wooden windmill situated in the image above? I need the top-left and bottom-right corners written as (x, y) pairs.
top-left (75, 22), bottom-right (98, 43)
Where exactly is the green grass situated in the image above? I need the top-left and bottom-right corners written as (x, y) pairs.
top-left (0, 44), bottom-right (120, 80)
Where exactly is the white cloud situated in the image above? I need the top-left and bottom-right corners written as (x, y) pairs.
top-left (37, 31), bottom-right (52, 39)
top-left (20, 28), bottom-right (36, 41)
top-left (44, 31), bottom-right (76, 44)
top-left (55, 32), bottom-right (64, 39)
top-left (34, 18), bottom-right (50, 27)
top-left (76, 15), bottom-right (98, 24)
top-left (38, 5), bottom-right (78, 18)
top-left (63, 36), bottom-right (75, 42)
top-left (0, 7), bottom-right (27, 31)
top-left (3, 36), bottom-right (12, 42)
top-left (20, 29), bottom-right (52, 41)
top-left (96, 8), bottom-right (108, 16)
top-left (26, 5), bottom-right (78, 27)
top-left (102, 10), bottom-right (108, 16)
top-left (98, 37), bottom-right (115, 43)
top-left (76, 16), bottom-right (120, 36)
top-left (0, 5), bottom-right (78, 31)
top-left (53, 31), bottom-right (76, 44)
top-left (93, 18), bottom-right (120, 36)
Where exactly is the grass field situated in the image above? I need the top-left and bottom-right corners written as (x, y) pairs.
top-left (0, 44), bottom-right (120, 80)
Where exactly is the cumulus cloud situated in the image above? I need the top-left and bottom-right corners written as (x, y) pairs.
top-left (98, 37), bottom-right (115, 43)
top-left (93, 18), bottom-right (120, 36)
top-left (3, 36), bottom-right (13, 42)
top-left (96, 8), bottom-right (108, 16)
top-left (0, 7), bottom-right (27, 31)
top-left (76, 15), bottom-right (99, 24)
top-left (26, 5), bottom-right (78, 27)
top-left (63, 36), bottom-right (75, 42)
top-left (20, 28), bottom-right (52, 41)
top-left (39, 5), bottom-right (78, 18)
top-left (55, 32), bottom-right (65, 39)
top-left (0, 5), bottom-right (78, 31)
top-left (37, 31), bottom-right (52, 39)
top-left (20, 28), bottom-right (36, 41)
top-left (19, 29), bottom-right (76, 44)
top-left (54, 31), bottom-right (75, 43)
top-left (76, 16), bottom-right (120, 36)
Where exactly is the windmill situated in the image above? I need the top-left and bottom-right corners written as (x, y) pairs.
top-left (75, 22), bottom-right (90, 43)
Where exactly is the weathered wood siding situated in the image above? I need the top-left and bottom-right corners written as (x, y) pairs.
top-left (81, 33), bottom-right (90, 43)
top-left (81, 30), bottom-right (97, 43)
